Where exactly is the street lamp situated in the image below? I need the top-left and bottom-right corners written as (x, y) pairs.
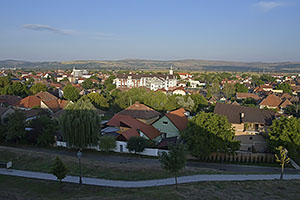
top-left (77, 150), bottom-right (83, 185)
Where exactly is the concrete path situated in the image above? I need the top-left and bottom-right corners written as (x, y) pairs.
top-left (1, 168), bottom-right (300, 188)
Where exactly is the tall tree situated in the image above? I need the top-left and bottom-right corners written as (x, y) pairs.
top-left (190, 94), bottom-right (208, 113)
top-left (222, 83), bottom-right (236, 98)
top-left (87, 93), bottom-right (109, 110)
top-left (5, 111), bottom-right (26, 144)
top-left (63, 85), bottom-right (80, 101)
top-left (61, 97), bottom-right (101, 149)
top-left (267, 117), bottom-right (300, 163)
top-left (159, 144), bottom-right (186, 189)
top-left (181, 112), bottom-right (240, 159)
top-left (30, 83), bottom-right (47, 95)
top-left (82, 79), bottom-right (94, 90)
top-left (235, 83), bottom-right (248, 93)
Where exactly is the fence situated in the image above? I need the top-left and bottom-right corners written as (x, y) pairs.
top-left (190, 152), bottom-right (275, 163)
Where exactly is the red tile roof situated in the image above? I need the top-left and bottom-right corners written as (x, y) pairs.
top-left (18, 96), bottom-right (41, 108)
top-left (165, 108), bottom-right (188, 131)
top-left (259, 94), bottom-right (282, 108)
top-left (108, 114), bottom-right (161, 140)
top-left (35, 91), bottom-right (57, 101)
top-left (279, 99), bottom-right (292, 108)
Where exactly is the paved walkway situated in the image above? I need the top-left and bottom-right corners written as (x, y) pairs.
top-left (1, 168), bottom-right (300, 188)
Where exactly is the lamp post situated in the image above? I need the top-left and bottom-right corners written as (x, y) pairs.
top-left (77, 150), bottom-right (83, 185)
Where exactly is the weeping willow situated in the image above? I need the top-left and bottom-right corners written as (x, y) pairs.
top-left (61, 97), bottom-right (101, 149)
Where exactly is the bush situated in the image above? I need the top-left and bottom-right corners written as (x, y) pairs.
top-left (127, 136), bottom-right (148, 155)
top-left (50, 156), bottom-right (69, 182)
top-left (99, 136), bottom-right (116, 152)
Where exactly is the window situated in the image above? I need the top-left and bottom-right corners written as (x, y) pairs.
top-left (249, 136), bottom-right (253, 140)
top-left (163, 121), bottom-right (168, 125)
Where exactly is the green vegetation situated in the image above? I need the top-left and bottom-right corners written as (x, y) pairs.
top-left (1, 175), bottom-right (300, 200)
top-left (61, 97), bottom-right (101, 149)
top-left (275, 146), bottom-right (290, 180)
top-left (63, 85), bottom-right (80, 101)
top-left (181, 112), bottom-right (240, 159)
top-left (0, 147), bottom-right (213, 181)
top-left (99, 136), bottom-right (116, 152)
top-left (30, 83), bottom-right (47, 95)
top-left (127, 136), bottom-right (148, 155)
top-left (4, 111), bottom-right (26, 144)
top-left (159, 144), bottom-right (186, 189)
top-left (267, 116), bottom-right (300, 164)
top-left (50, 156), bottom-right (69, 183)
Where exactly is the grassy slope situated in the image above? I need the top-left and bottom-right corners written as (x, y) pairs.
top-left (1, 175), bottom-right (300, 200)
top-left (0, 147), bottom-right (220, 181)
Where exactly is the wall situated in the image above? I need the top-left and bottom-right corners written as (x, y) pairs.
top-left (152, 116), bottom-right (180, 139)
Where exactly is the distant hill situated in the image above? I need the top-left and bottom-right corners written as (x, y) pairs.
top-left (1, 59), bottom-right (300, 72)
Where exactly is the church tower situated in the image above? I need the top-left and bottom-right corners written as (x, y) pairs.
top-left (169, 65), bottom-right (173, 75)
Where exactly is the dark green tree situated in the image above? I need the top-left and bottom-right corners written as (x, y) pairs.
top-left (159, 144), bottom-right (186, 189)
top-left (63, 85), bottom-right (80, 101)
top-left (30, 83), bottom-right (47, 95)
top-left (87, 93), bottom-right (109, 110)
top-left (235, 83), bottom-right (248, 93)
top-left (61, 97), bottom-right (101, 149)
top-left (82, 79), bottom-right (94, 90)
top-left (5, 111), bottom-right (26, 144)
top-left (0, 76), bottom-right (11, 87)
top-left (267, 117), bottom-right (300, 163)
top-left (50, 156), bottom-right (69, 183)
top-left (222, 83), bottom-right (236, 98)
top-left (181, 112), bottom-right (240, 159)
top-left (276, 83), bottom-right (292, 94)
top-left (127, 136), bottom-right (148, 155)
top-left (190, 94), bottom-right (208, 113)
top-left (99, 136), bottom-right (116, 152)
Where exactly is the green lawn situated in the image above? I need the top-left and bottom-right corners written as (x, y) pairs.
top-left (0, 147), bottom-right (220, 181)
top-left (1, 174), bottom-right (300, 200)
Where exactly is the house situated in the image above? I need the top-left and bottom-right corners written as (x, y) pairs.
top-left (0, 95), bottom-right (22, 107)
top-left (116, 102), bottom-right (161, 124)
top-left (259, 94), bottom-right (282, 109)
top-left (178, 73), bottom-right (192, 79)
top-left (107, 114), bottom-right (161, 141)
top-left (214, 102), bottom-right (276, 152)
top-left (152, 108), bottom-right (188, 147)
top-left (113, 67), bottom-right (177, 91)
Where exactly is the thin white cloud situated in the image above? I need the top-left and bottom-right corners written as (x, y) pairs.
top-left (22, 24), bottom-right (119, 40)
top-left (255, 1), bottom-right (287, 12)
top-left (23, 24), bottom-right (71, 35)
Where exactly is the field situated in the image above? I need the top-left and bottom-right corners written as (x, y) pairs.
top-left (1, 175), bottom-right (300, 200)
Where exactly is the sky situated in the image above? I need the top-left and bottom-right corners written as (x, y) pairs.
top-left (0, 0), bottom-right (299, 62)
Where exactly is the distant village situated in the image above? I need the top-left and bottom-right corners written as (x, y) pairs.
top-left (1, 66), bottom-right (300, 157)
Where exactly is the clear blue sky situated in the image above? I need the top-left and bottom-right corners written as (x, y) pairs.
top-left (0, 0), bottom-right (299, 62)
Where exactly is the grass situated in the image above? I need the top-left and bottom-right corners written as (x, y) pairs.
top-left (0, 146), bottom-right (221, 181)
top-left (1, 174), bottom-right (300, 200)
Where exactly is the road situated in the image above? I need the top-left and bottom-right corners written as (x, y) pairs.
top-left (1, 145), bottom-right (299, 174)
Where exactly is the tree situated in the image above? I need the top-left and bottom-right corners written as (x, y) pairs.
top-left (127, 136), bottom-right (148, 155)
top-left (30, 83), bottom-right (47, 95)
top-left (104, 75), bottom-right (116, 91)
top-left (99, 136), bottom-right (116, 152)
top-left (190, 94), bottom-right (208, 113)
top-left (1, 82), bottom-right (28, 97)
top-left (275, 146), bottom-right (290, 180)
top-left (5, 111), bottom-right (26, 144)
top-left (159, 144), bottom-right (186, 189)
top-left (50, 156), bottom-right (69, 183)
top-left (0, 76), bottom-right (11, 87)
top-left (222, 83), bottom-right (236, 98)
top-left (276, 83), bottom-right (292, 94)
top-left (61, 97), bottom-right (101, 149)
top-left (63, 85), bottom-right (80, 101)
top-left (210, 79), bottom-right (220, 95)
top-left (82, 79), bottom-right (94, 90)
top-left (181, 112), bottom-right (240, 159)
top-left (26, 115), bottom-right (58, 146)
top-left (175, 96), bottom-right (194, 112)
top-left (267, 117), bottom-right (300, 164)
top-left (87, 93), bottom-right (109, 109)
top-left (235, 83), bottom-right (248, 93)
